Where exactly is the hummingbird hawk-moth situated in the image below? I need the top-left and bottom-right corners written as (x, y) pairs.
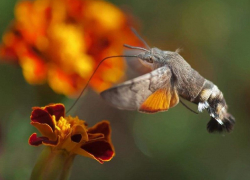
top-left (100, 43), bottom-right (235, 133)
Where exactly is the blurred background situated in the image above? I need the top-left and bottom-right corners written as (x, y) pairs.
top-left (1, 0), bottom-right (250, 179)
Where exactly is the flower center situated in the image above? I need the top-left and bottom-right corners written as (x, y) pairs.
top-left (55, 116), bottom-right (71, 139)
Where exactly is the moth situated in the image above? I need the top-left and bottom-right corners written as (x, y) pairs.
top-left (100, 34), bottom-right (235, 133)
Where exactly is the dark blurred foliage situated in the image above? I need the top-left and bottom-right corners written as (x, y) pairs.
top-left (1, 0), bottom-right (250, 180)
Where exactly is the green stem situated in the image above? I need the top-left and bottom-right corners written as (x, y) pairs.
top-left (30, 147), bottom-right (52, 180)
top-left (30, 147), bottom-right (75, 180)
top-left (59, 154), bottom-right (76, 180)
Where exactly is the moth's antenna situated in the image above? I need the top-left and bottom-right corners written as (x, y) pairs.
top-left (123, 44), bottom-right (149, 52)
top-left (180, 99), bottom-right (198, 114)
top-left (66, 55), bottom-right (138, 114)
top-left (131, 27), bottom-right (150, 50)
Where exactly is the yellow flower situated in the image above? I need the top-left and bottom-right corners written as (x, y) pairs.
top-left (29, 103), bottom-right (114, 163)
top-left (0, 0), bottom-right (142, 96)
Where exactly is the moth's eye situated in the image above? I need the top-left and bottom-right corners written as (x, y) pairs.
top-left (147, 57), bottom-right (153, 63)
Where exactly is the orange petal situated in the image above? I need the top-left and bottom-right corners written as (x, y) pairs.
top-left (42, 136), bottom-right (60, 147)
top-left (60, 124), bottom-right (88, 152)
top-left (31, 122), bottom-right (57, 140)
top-left (72, 124), bottom-right (88, 142)
top-left (72, 146), bottom-right (97, 160)
top-left (20, 53), bottom-right (47, 84)
top-left (61, 135), bottom-right (81, 152)
top-left (48, 68), bottom-right (79, 96)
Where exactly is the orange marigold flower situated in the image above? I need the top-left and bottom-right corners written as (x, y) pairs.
top-left (29, 103), bottom-right (114, 163)
top-left (0, 0), bottom-right (141, 96)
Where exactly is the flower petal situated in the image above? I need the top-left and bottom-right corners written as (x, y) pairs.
top-left (72, 124), bottom-right (88, 142)
top-left (44, 103), bottom-right (65, 121)
top-left (31, 108), bottom-right (55, 131)
top-left (87, 121), bottom-right (111, 141)
top-left (81, 140), bottom-right (114, 163)
top-left (29, 133), bottom-right (48, 146)
top-left (60, 124), bottom-right (88, 152)
top-left (61, 135), bottom-right (81, 152)
top-left (71, 134), bottom-right (82, 143)
top-left (20, 52), bottom-right (47, 84)
top-left (72, 146), bottom-right (96, 160)
top-left (29, 133), bottom-right (59, 147)
top-left (30, 122), bottom-right (57, 140)
top-left (88, 133), bottom-right (104, 141)
top-left (42, 136), bottom-right (60, 146)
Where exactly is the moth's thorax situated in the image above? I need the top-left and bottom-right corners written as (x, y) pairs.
top-left (166, 52), bottom-right (206, 101)
top-left (153, 50), bottom-right (182, 69)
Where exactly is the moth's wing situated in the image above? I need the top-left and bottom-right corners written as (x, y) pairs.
top-left (100, 66), bottom-right (179, 113)
top-left (124, 50), bottom-right (152, 74)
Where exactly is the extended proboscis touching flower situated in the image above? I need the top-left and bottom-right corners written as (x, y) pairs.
top-left (0, 0), bottom-right (142, 96)
top-left (29, 103), bottom-right (114, 163)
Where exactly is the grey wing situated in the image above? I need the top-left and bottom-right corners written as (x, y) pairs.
top-left (100, 66), bottom-right (172, 110)
top-left (124, 50), bottom-right (152, 74)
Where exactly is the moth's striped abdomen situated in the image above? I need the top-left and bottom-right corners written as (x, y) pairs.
top-left (169, 53), bottom-right (235, 133)
top-left (195, 80), bottom-right (235, 132)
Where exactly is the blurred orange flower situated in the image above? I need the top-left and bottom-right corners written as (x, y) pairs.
top-left (0, 0), bottom-right (141, 96)
top-left (29, 103), bottom-right (114, 163)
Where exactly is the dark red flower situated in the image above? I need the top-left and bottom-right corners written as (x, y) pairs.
top-left (29, 103), bottom-right (114, 163)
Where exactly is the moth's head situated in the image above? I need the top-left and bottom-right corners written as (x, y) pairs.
top-left (137, 47), bottom-right (165, 69)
